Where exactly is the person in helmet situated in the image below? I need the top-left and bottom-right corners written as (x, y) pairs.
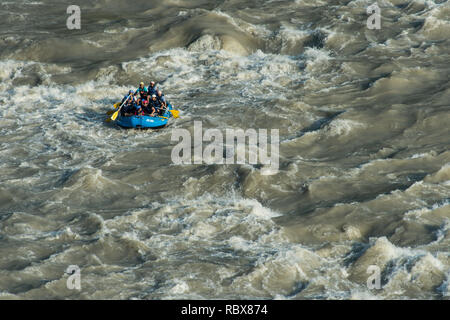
top-left (133, 99), bottom-right (143, 116)
top-left (141, 99), bottom-right (155, 116)
top-left (156, 90), bottom-right (167, 107)
top-left (147, 81), bottom-right (157, 97)
top-left (121, 90), bottom-right (135, 104)
top-left (150, 94), bottom-right (162, 115)
top-left (140, 87), bottom-right (149, 101)
top-left (135, 82), bottom-right (148, 98)
top-left (121, 94), bottom-right (137, 116)
top-left (156, 90), bottom-right (168, 115)
top-left (135, 96), bottom-right (142, 110)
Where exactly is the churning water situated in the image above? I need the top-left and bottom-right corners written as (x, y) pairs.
top-left (0, 0), bottom-right (449, 299)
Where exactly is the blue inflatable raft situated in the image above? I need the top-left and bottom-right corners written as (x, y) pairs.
top-left (116, 104), bottom-right (173, 129)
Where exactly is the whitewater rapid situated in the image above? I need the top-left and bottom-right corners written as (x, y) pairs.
top-left (0, 0), bottom-right (449, 299)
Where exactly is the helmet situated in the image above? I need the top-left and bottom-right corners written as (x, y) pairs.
top-left (152, 94), bottom-right (156, 98)
top-left (129, 90), bottom-right (134, 94)
top-left (140, 82), bottom-right (144, 86)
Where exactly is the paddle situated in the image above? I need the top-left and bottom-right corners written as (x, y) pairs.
top-left (161, 104), bottom-right (180, 118)
top-left (170, 109), bottom-right (180, 118)
top-left (105, 102), bottom-right (121, 115)
top-left (155, 106), bottom-right (179, 119)
top-left (106, 95), bottom-right (130, 122)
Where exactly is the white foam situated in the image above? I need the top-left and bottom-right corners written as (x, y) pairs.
top-left (325, 119), bottom-right (365, 136)
top-left (169, 279), bottom-right (190, 294)
top-left (304, 47), bottom-right (332, 73)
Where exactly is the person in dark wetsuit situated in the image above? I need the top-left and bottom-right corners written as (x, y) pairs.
top-left (133, 99), bottom-right (143, 116)
top-left (156, 90), bottom-right (168, 115)
top-left (150, 94), bottom-right (163, 115)
top-left (135, 82), bottom-right (148, 99)
top-left (122, 95), bottom-right (137, 116)
top-left (121, 90), bottom-right (135, 105)
top-left (136, 97), bottom-right (142, 110)
top-left (140, 88), bottom-right (149, 101)
top-left (141, 100), bottom-right (155, 116)
top-left (147, 81), bottom-right (157, 97)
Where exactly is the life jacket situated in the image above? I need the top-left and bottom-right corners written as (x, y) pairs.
top-left (157, 94), bottom-right (166, 104)
top-left (122, 101), bottom-right (133, 114)
top-left (148, 85), bottom-right (157, 96)
top-left (134, 103), bottom-right (143, 115)
top-left (136, 86), bottom-right (147, 97)
top-left (141, 104), bottom-right (152, 114)
top-left (151, 98), bottom-right (162, 110)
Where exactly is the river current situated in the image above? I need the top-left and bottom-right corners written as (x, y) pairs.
top-left (0, 0), bottom-right (449, 299)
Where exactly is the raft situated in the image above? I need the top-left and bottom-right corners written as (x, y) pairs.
top-left (116, 104), bottom-right (173, 129)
